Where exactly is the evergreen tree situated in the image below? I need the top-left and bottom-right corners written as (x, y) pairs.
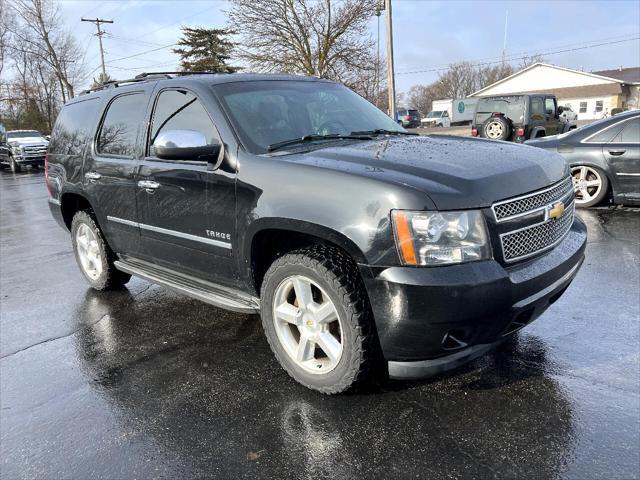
top-left (173, 27), bottom-right (239, 73)
top-left (91, 72), bottom-right (115, 88)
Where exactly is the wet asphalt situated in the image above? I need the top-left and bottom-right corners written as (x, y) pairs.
top-left (1, 169), bottom-right (639, 480)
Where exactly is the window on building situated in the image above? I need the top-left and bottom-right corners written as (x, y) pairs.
top-left (579, 102), bottom-right (587, 113)
top-left (613, 118), bottom-right (640, 144)
top-left (97, 93), bottom-right (147, 157)
top-left (595, 100), bottom-right (604, 112)
top-left (148, 89), bottom-right (216, 157)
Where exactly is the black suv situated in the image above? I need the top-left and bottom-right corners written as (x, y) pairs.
top-left (47, 73), bottom-right (587, 393)
top-left (472, 94), bottom-right (567, 143)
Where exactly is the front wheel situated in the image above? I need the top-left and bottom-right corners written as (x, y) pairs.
top-left (71, 210), bottom-right (131, 290)
top-left (10, 157), bottom-right (21, 173)
top-left (260, 245), bottom-right (376, 394)
top-left (571, 165), bottom-right (609, 207)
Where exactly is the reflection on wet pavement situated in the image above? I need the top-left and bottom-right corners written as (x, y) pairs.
top-left (1, 171), bottom-right (639, 479)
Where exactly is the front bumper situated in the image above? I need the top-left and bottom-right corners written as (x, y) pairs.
top-left (360, 217), bottom-right (587, 379)
top-left (13, 154), bottom-right (45, 166)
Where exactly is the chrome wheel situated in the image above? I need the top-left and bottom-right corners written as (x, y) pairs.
top-left (75, 223), bottom-right (103, 280)
top-left (272, 275), bottom-right (343, 374)
top-left (572, 166), bottom-right (602, 205)
top-left (485, 121), bottom-right (504, 139)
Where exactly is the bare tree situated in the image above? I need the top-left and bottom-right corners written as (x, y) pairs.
top-left (519, 54), bottom-right (546, 69)
top-left (228, 0), bottom-right (378, 85)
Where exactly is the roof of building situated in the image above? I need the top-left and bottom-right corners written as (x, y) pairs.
top-left (592, 67), bottom-right (640, 84)
top-left (476, 83), bottom-right (624, 99)
top-left (470, 63), bottom-right (639, 97)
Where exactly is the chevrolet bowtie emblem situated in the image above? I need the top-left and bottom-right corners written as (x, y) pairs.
top-left (548, 201), bottom-right (565, 220)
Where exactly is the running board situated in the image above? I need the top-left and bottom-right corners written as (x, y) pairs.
top-left (114, 257), bottom-right (260, 314)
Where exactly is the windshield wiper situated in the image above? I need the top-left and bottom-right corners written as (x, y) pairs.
top-left (350, 129), bottom-right (418, 136)
top-left (267, 133), bottom-right (373, 152)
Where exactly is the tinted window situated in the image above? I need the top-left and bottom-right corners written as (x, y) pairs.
top-left (97, 93), bottom-right (147, 157)
top-left (397, 109), bottom-right (407, 115)
top-left (587, 122), bottom-right (625, 143)
top-left (530, 97), bottom-right (544, 116)
top-left (408, 109), bottom-right (419, 115)
top-left (545, 98), bottom-right (556, 115)
top-left (614, 118), bottom-right (640, 143)
top-left (149, 90), bottom-right (216, 157)
top-left (50, 98), bottom-right (99, 156)
top-left (214, 81), bottom-right (404, 154)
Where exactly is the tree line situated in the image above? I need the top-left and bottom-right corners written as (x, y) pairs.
top-left (0, 0), bottom-right (543, 132)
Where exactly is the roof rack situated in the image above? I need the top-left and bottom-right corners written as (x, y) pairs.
top-left (79, 71), bottom-right (230, 96)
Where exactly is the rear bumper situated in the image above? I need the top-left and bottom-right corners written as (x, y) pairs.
top-left (360, 217), bottom-right (587, 378)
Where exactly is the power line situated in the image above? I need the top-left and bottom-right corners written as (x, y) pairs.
top-left (396, 36), bottom-right (640, 75)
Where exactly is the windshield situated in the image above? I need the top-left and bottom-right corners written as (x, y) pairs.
top-left (426, 111), bottom-right (443, 118)
top-left (213, 80), bottom-right (405, 154)
top-left (476, 96), bottom-right (526, 119)
top-left (7, 131), bottom-right (44, 139)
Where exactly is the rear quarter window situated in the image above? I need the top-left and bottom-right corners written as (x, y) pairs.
top-left (49, 98), bottom-right (100, 156)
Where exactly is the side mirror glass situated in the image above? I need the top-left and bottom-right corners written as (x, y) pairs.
top-left (153, 130), bottom-right (222, 164)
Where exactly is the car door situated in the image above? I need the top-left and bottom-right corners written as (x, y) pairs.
top-left (605, 117), bottom-right (640, 202)
top-left (83, 89), bottom-right (150, 256)
top-left (544, 97), bottom-right (562, 135)
top-left (136, 86), bottom-right (237, 286)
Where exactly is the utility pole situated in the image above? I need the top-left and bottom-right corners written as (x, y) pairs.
top-left (375, 3), bottom-right (383, 108)
top-left (81, 18), bottom-right (114, 77)
top-left (384, 0), bottom-right (396, 121)
top-left (501, 10), bottom-right (508, 69)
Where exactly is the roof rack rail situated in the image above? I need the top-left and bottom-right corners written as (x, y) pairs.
top-left (79, 71), bottom-right (230, 96)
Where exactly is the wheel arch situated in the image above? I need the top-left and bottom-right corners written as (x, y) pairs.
top-left (246, 219), bottom-right (368, 293)
top-left (60, 191), bottom-right (95, 230)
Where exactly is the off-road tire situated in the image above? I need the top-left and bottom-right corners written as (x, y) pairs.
top-left (10, 156), bottom-right (21, 173)
top-left (260, 244), bottom-right (377, 394)
top-left (71, 210), bottom-right (131, 290)
top-left (482, 115), bottom-right (511, 141)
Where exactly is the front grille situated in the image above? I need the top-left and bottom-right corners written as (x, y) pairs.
top-left (493, 177), bottom-right (573, 221)
top-left (500, 201), bottom-right (575, 262)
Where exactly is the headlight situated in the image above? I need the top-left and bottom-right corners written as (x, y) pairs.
top-left (391, 210), bottom-right (492, 266)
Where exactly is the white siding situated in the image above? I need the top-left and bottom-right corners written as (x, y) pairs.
top-left (477, 65), bottom-right (613, 96)
top-left (559, 96), bottom-right (613, 120)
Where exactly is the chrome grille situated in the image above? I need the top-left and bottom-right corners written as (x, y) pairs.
top-left (500, 202), bottom-right (575, 262)
top-left (493, 177), bottom-right (573, 221)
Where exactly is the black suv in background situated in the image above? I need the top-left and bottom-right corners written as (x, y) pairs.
top-left (46, 73), bottom-right (586, 393)
top-left (472, 94), bottom-right (567, 143)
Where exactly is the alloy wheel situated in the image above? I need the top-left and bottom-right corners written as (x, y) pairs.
top-left (272, 275), bottom-right (344, 374)
top-left (571, 166), bottom-right (602, 205)
top-left (75, 223), bottom-right (103, 280)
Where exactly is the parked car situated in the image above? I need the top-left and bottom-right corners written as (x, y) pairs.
top-left (421, 110), bottom-right (451, 128)
top-left (46, 73), bottom-right (586, 394)
top-left (472, 94), bottom-right (567, 143)
top-left (396, 108), bottom-right (421, 128)
top-left (0, 123), bottom-right (10, 166)
top-left (1, 129), bottom-right (49, 172)
top-left (559, 105), bottom-right (578, 125)
top-left (526, 110), bottom-right (640, 207)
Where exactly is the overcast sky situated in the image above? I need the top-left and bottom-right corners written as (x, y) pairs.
top-left (59, 0), bottom-right (640, 92)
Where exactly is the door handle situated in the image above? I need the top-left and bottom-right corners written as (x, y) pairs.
top-left (137, 180), bottom-right (161, 192)
top-left (85, 171), bottom-right (101, 181)
top-left (608, 150), bottom-right (626, 156)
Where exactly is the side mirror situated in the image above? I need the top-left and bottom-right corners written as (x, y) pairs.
top-left (153, 130), bottom-right (222, 165)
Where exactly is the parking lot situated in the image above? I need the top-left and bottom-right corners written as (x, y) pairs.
top-left (1, 169), bottom-right (639, 479)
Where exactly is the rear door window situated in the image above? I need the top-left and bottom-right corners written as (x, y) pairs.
top-left (148, 89), bottom-right (216, 157)
top-left (97, 92), bottom-right (147, 157)
top-left (50, 98), bottom-right (99, 156)
top-left (613, 118), bottom-right (640, 144)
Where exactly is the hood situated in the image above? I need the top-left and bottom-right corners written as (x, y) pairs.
top-left (9, 136), bottom-right (48, 146)
top-left (286, 135), bottom-right (568, 210)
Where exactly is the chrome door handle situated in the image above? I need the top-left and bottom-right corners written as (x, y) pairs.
top-left (137, 180), bottom-right (161, 191)
top-left (85, 171), bottom-right (101, 181)
top-left (608, 150), bottom-right (626, 156)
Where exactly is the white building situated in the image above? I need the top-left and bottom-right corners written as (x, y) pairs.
top-left (469, 63), bottom-right (640, 120)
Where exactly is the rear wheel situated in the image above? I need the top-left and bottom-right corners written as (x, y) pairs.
top-left (260, 245), bottom-right (376, 394)
top-left (571, 165), bottom-right (609, 207)
top-left (71, 210), bottom-right (131, 290)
